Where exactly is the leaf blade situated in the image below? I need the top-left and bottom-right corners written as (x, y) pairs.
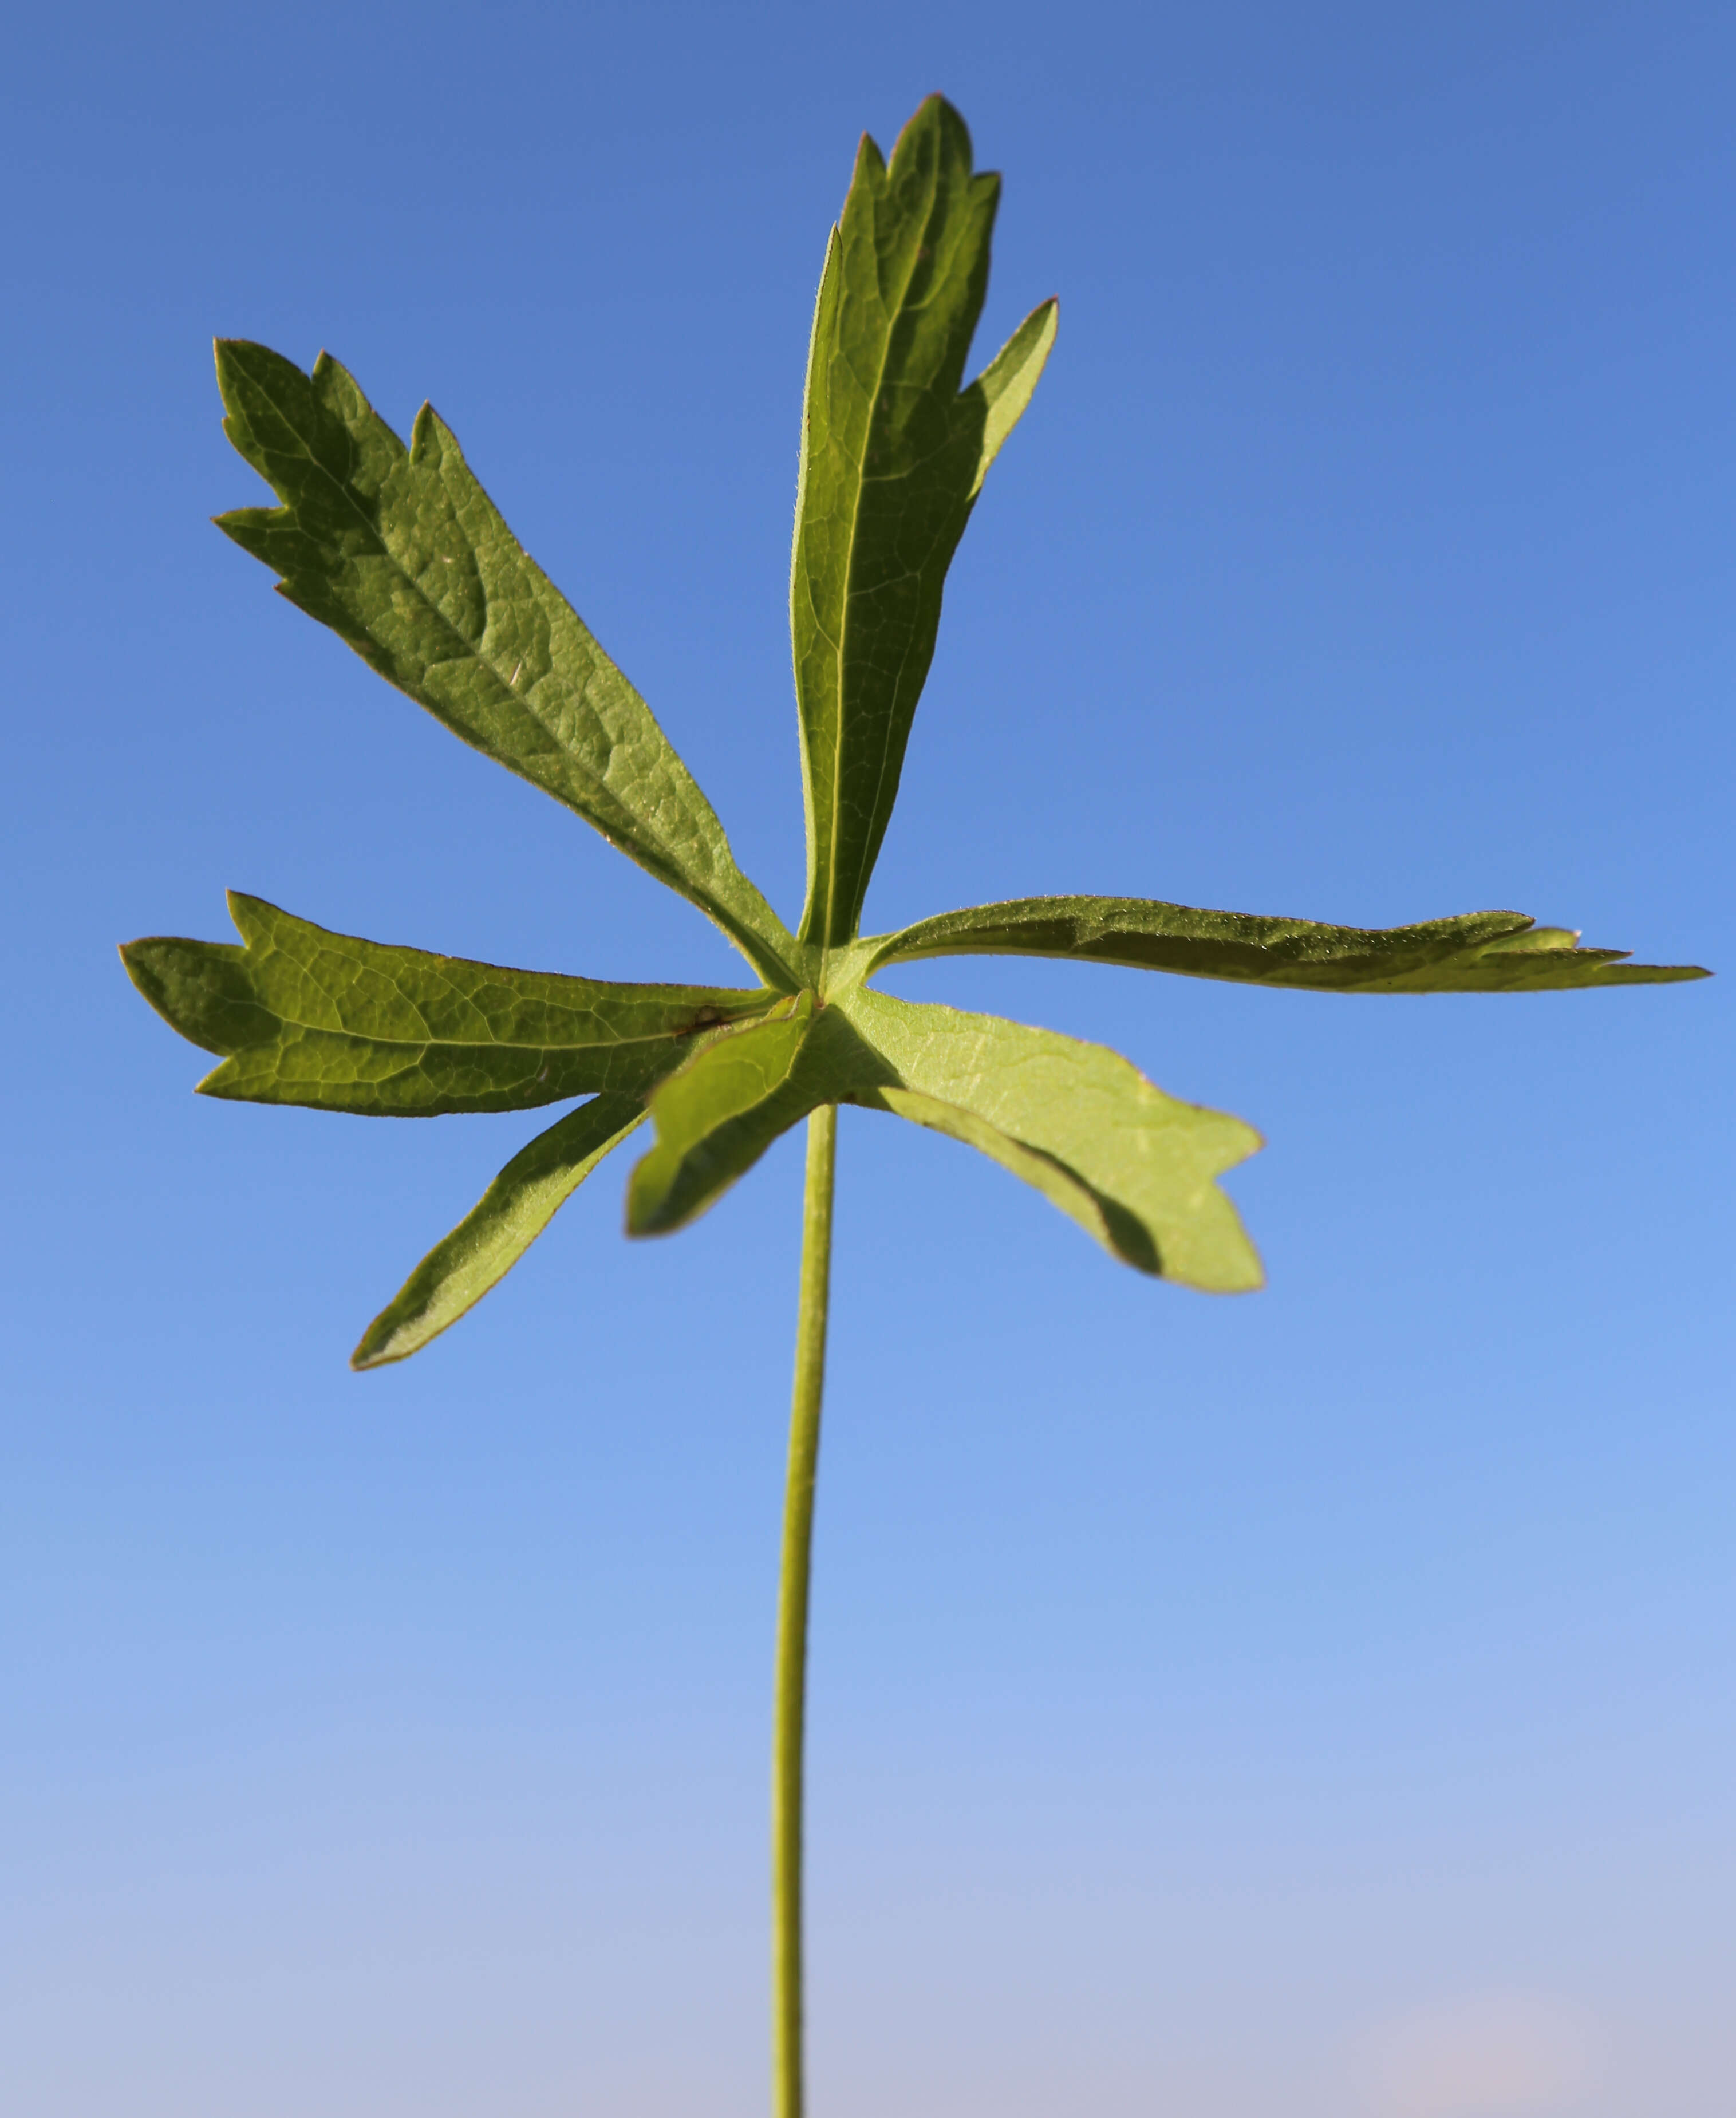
top-left (791, 97), bottom-right (1055, 946)
top-left (121, 894), bottom-right (771, 1116)
top-left (214, 340), bottom-right (802, 987)
top-left (967, 297), bottom-right (1059, 503)
top-left (625, 995), bottom-right (818, 1234)
top-left (865, 895), bottom-right (1710, 992)
top-left (866, 1084), bottom-right (1164, 1269)
top-left (624, 989), bottom-right (912, 1234)
top-left (352, 1094), bottom-right (646, 1369)
top-left (837, 988), bottom-right (1262, 1292)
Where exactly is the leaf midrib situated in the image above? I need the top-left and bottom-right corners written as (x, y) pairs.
top-left (247, 1009), bottom-right (751, 1057)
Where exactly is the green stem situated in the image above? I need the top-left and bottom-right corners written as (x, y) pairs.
top-left (774, 1102), bottom-right (837, 2118)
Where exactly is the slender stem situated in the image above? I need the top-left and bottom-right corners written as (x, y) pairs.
top-left (774, 1102), bottom-right (837, 2118)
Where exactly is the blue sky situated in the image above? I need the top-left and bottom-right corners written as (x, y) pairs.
top-left (3, 5), bottom-right (1730, 2113)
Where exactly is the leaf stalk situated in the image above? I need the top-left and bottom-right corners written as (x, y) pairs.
top-left (774, 1102), bottom-right (837, 2118)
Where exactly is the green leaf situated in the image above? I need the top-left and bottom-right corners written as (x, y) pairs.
top-left (625, 989), bottom-right (912, 1234)
top-left (352, 1095), bottom-right (646, 1369)
top-left (966, 297), bottom-right (1060, 501)
top-left (212, 340), bottom-right (803, 988)
top-left (865, 896), bottom-right (1711, 992)
top-left (120, 894), bottom-right (772, 1115)
top-left (627, 994), bottom-right (822, 1234)
top-left (624, 976), bottom-right (1261, 1286)
top-left (835, 987), bottom-right (1262, 1292)
top-left (791, 96), bottom-right (1057, 948)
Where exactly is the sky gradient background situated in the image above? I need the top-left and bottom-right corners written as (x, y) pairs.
top-left (3, 5), bottom-right (1731, 2113)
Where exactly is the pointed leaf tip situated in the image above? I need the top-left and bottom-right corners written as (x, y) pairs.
top-left (351, 1095), bottom-right (646, 1369)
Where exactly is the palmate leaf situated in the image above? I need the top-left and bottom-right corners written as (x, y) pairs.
top-left (353, 1094), bottom-right (647, 1370)
top-left (866, 895), bottom-right (1710, 992)
top-left (120, 92), bottom-right (1709, 1379)
top-left (624, 982), bottom-right (1260, 1293)
top-left (120, 894), bottom-right (772, 1114)
top-left (214, 341), bottom-right (803, 990)
top-left (792, 95), bottom-right (1057, 947)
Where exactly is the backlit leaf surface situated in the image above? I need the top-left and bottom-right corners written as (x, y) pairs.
top-left (837, 988), bottom-right (1262, 1292)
